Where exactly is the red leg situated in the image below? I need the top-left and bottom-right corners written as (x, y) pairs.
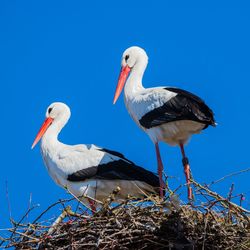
top-left (179, 143), bottom-right (193, 200)
top-left (87, 198), bottom-right (96, 214)
top-left (155, 142), bottom-right (165, 198)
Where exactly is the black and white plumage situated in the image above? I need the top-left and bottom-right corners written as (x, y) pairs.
top-left (113, 46), bottom-right (216, 199)
top-left (139, 87), bottom-right (215, 130)
top-left (32, 102), bottom-right (161, 208)
top-left (67, 148), bottom-right (159, 188)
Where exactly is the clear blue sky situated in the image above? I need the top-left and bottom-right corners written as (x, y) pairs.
top-left (1, 1), bottom-right (250, 228)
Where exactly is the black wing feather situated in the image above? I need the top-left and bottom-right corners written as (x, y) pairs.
top-left (95, 160), bottom-right (160, 187)
top-left (139, 87), bottom-right (216, 129)
top-left (98, 148), bottom-right (134, 164)
top-left (67, 158), bottom-right (160, 188)
top-left (67, 167), bottom-right (98, 182)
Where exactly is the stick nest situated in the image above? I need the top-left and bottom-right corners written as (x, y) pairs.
top-left (1, 181), bottom-right (250, 250)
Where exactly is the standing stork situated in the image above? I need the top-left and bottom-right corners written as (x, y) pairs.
top-left (113, 46), bottom-right (216, 199)
top-left (32, 102), bottom-right (162, 210)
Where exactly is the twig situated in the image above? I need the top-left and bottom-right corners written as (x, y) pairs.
top-left (209, 167), bottom-right (250, 186)
top-left (102, 186), bottom-right (121, 211)
top-left (64, 187), bottom-right (99, 213)
top-left (227, 183), bottom-right (234, 202)
top-left (5, 181), bottom-right (12, 224)
top-left (8, 204), bottom-right (39, 243)
top-left (47, 206), bottom-right (72, 235)
top-left (8, 229), bottom-right (39, 242)
top-left (26, 193), bottom-right (32, 221)
top-left (191, 179), bottom-right (250, 218)
top-left (240, 194), bottom-right (245, 207)
top-left (32, 197), bottom-right (75, 224)
top-left (227, 183), bottom-right (235, 222)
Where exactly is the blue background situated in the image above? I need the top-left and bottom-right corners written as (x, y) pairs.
top-left (1, 1), bottom-right (250, 230)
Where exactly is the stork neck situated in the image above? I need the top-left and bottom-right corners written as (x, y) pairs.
top-left (124, 60), bottom-right (147, 99)
top-left (41, 117), bottom-right (67, 151)
top-left (41, 124), bottom-right (61, 150)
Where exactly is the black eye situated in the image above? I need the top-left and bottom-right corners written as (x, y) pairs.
top-left (125, 55), bottom-right (129, 62)
top-left (48, 108), bottom-right (53, 114)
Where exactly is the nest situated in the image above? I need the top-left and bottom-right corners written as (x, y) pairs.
top-left (1, 180), bottom-right (250, 249)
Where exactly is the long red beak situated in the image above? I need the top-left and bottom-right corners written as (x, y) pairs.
top-left (113, 65), bottom-right (131, 104)
top-left (31, 117), bottom-right (54, 149)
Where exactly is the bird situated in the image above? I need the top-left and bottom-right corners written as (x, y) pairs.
top-left (31, 102), bottom-right (161, 211)
top-left (113, 46), bottom-right (216, 199)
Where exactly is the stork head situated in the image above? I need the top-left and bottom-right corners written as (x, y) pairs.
top-left (31, 102), bottom-right (71, 149)
top-left (121, 46), bottom-right (148, 69)
top-left (113, 46), bottom-right (148, 104)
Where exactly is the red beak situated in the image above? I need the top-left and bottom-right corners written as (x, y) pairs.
top-left (113, 65), bottom-right (131, 104)
top-left (31, 117), bottom-right (54, 149)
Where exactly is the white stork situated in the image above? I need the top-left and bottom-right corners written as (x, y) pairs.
top-left (32, 102), bottom-right (161, 210)
top-left (113, 46), bottom-right (216, 199)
